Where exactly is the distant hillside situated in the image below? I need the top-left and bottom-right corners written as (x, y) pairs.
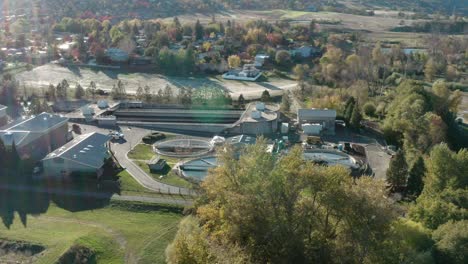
top-left (0, 0), bottom-right (466, 20)
top-left (344, 0), bottom-right (468, 16)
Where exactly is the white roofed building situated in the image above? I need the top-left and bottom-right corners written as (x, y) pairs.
top-left (42, 132), bottom-right (111, 178)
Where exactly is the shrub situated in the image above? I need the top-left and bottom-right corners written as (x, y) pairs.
top-left (142, 132), bottom-right (166, 144)
top-left (363, 102), bottom-right (377, 117)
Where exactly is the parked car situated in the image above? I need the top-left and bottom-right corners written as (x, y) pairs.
top-left (72, 124), bottom-right (81, 134)
top-left (109, 131), bottom-right (125, 140)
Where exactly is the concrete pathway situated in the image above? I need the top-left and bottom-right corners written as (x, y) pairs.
top-left (78, 123), bottom-right (196, 195)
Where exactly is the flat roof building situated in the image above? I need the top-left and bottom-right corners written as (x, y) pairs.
top-left (42, 132), bottom-right (111, 178)
top-left (298, 109), bottom-right (337, 135)
top-left (0, 113), bottom-right (69, 160)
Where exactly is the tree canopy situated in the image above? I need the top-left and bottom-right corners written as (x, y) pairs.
top-left (167, 142), bottom-right (397, 263)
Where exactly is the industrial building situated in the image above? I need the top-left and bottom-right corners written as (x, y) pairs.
top-left (42, 132), bottom-right (111, 178)
top-left (0, 113), bottom-right (69, 160)
top-left (229, 103), bottom-right (279, 134)
top-left (297, 109), bottom-right (336, 135)
top-left (0, 104), bottom-right (7, 127)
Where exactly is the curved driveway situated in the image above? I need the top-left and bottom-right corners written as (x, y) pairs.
top-left (78, 124), bottom-right (194, 196)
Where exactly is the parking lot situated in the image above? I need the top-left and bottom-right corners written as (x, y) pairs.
top-left (322, 125), bottom-right (391, 180)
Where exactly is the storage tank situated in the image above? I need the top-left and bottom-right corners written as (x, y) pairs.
top-left (251, 110), bottom-right (262, 119)
top-left (256, 102), bottom-right (265, 111)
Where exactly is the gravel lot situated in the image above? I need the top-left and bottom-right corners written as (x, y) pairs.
top-left (16, 64), bottom-right (297, 100)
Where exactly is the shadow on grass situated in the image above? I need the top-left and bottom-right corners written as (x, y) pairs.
top-left (0, 167), bottom-right (122, 229)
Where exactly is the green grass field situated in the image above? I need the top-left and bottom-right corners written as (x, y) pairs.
top-left (0, 201), bottom-right (183, 264)
top-left (127, 144), bottom-right (193, 189)
top-left (134, 161), bottom-right (193, 189)
top-left (128, 144), bottom-right (155, 161)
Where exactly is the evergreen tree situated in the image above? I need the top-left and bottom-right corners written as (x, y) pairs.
top-left (86, 81), bottom-right (97, 99)
top-left (406, 156), bottom-right (426, 198)
top-left (136, 85), bottom-right (144, 101)
top-left (387, 150), bottom-right (408, 191)
top-left (194, 20), bottom-right (204, 40)
top-left (0, 138), bottom-right (6, 168)
top-left (143, 85), bottom-right (152, 103)
top-left (74, 84), bottom-right (85, 99)
top-left (344, 99), bottom-right (355, 124)
top-left (350, 103), bottom-right (362, 129)
top-left (238, 94), bottom-right (245, 107)
top-left (281, 91), bottom-right (291, 112)
top-left (163, 85), bottom-right (173, 104)
top-left (47, 84), bottom-right (56, 101)
top-left (261, 90), bottom-right (271, 102)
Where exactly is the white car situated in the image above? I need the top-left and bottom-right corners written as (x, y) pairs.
top-left (109, 131), bottom-right (125, 140)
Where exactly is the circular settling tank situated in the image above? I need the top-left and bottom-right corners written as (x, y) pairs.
top-left (155, 138), bottom-right (214, 158)
top-left (303, 149), bottom-right (359, 169)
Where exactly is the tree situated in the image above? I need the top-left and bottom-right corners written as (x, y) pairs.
top-left (0, 74), bottom-right (19, 108)
top-left (432, 220), bottom-right (468, 264)
top-left (406, 156), bottom-right (426, 198)
top-left (163, 85), bottom-right (173, 104)
top-left (238, 94), bottom-right (245, 108)
top-left (344, 97), bottom-right (356, 124)
top-left (86, 81), bottom-right (97, 99)
top-left (74, 84), bottom-right (85, 99)
top-left (228, 55), bottom-right (241, 68)
top-left (275, 50), bottom-right (291, 67)
top-left (260, 90), bottom-right (271, 102)
top-left (293, 64), bottom-right (309, 81)
top-left (386, 150), bottom-right (408, 191)
top-left (446, 65), bottom-right (458, 81)
top-left (168, 144), bottom-right (397, 263)
top-left (111, 80), bottom-right (126, 100)
top-left (46, 84), bottom-right (56, 101)
top-left (363, 102), bottom-right (376, 117)
top-left (350, 103), bottom-right (362, 130)
top-left (0, 138), bottom-right (6, 168)
top-left (409, 144), bottom-right (468, 229)
top-left (143, 85), bottom-right (152, 103)
top-left (424, 58), bottom-right (437, 81)
top-left (136, 85), bottom-right (144, 101)
top-left (194, 20), bottom-right (204, 40)
top-left (56, 79), bottom-right (69, 100)
top-left (281, 91), bottom-right (291, 112)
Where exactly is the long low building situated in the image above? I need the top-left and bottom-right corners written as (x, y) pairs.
top-left (42, 132), bottom-right (111, 178)
top-left (0, 104), bottom-right (7, 127)
top-left (0, 113), bottom-right (69, 160)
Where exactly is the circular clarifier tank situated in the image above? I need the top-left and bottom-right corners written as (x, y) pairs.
top-left (154, 138), bottom-right (214, 158)
top-left (303, 149), bottom-right (359, 169)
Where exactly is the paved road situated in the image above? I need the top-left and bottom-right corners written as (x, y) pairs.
top-left (77, 123), bottom-right (195, 196)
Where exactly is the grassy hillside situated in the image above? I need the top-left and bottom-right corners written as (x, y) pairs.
top-left (0, 201), bottom-right (183, 263)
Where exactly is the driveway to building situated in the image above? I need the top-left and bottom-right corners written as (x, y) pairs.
top-left (76, 123), bottom-right (194, 196)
